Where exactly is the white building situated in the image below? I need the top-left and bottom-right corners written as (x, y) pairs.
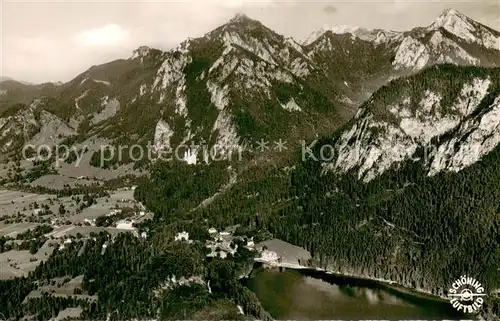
top-left (174, 231), bottom-right (192, 243)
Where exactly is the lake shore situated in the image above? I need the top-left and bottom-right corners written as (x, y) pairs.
top-left (254, 257), bottom-right (451, 303)
top-left (246, 265), bottom-right (467, 320)
top-left (253, 238), bottom-right (450, 303)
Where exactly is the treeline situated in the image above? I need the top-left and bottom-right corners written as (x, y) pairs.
top-left (135, 160), bottom-right (230, 225)
top-left (23, 295), bottom-right (87, 321)
top-left (0, 222), bottom-right (260, 321)
top-left (0, 225), bottom-right (53, 254)
top-left (136, 134), bottom-right (500, 317)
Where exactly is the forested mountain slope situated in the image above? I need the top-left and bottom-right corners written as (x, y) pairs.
top-left (0, 14), bottom-right (348, 168)
top-left (137, 64), bottom-right (500, 319)
top-left (325, 64), bottom-right (500, 181)
top-left (2, 10), bottom-right (499, 170)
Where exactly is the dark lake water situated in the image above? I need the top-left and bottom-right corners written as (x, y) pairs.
top-left (246, 266), bottom-right (472, 320)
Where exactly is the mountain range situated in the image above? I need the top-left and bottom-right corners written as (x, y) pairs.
top-left (1, 9), bottom-right (499, 168)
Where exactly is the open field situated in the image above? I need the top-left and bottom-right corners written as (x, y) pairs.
top-left (0, 239), bottom-right (56, 279)
top-left (0, 186), bottom-right (151, 280)
top-left (0, 187), bottom-right (138, 222)
top-left (0, 222), bottom-right (40, 237)
top-left (0, 189), bottom-right (55, 215)
top-left (0, 137), bottom-right (145, 191)
top-left (0, 188), bottom-right (60, 226)
top-left (256, 238), bottom-right (311, 266)
top-left (50, 307), bottom-right (83, 321)
top-left (25, 275), bottom-right (97, 302)
top-left (45, 225), bottom-right (138, 238)
top-left (29, 174), bottom-right (102, 190)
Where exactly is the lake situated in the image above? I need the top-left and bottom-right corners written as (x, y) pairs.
top-left (246, 266), bottom-right (472, 320)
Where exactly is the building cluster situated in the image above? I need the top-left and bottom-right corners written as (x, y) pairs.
top-left (205, 228), bottom-right (255, 259)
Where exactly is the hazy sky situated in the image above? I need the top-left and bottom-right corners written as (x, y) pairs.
top-left (1, 0), bottom-right (499, 83)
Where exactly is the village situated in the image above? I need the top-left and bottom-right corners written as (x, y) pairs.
top-left (0, 186), bottom-right (153, 280)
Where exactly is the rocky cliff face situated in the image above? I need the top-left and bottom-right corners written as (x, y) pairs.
top-left (1, 10), bottom-right (499, 170)
top-left (322, 65), bottom-right (500, 181)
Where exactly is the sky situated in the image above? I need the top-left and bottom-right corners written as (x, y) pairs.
top-left (1, 0), bottom-right (499, 83)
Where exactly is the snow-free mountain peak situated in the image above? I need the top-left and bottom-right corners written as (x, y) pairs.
top-left (2, 10), bottom-right (500, 168)
top-left (205, 12), bottom-right (274, 42)
top-left (301, 27), bottom-right (328, 46)
top-left (131, 46), bottom-right (152, 60)
top-left (389, 9), bottom-right (500, 71)
top-left (223, 13), bottom-right (264, 30)
top-left (304, 9), bottom-right (499, 52)
top-left (431, 8), bottom-right (472, 29)
top-left (427, 8), bottom-right (500, 50)
top-left (230, 13), bottom-right (253, 23)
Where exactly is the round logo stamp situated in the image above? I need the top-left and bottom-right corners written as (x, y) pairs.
top-left (448, 275), bottom-right (486, 313)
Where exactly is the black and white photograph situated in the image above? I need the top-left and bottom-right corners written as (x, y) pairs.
top-left (0, 0), bottom-right (499, 320)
